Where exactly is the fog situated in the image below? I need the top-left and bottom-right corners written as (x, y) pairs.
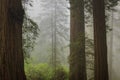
top-left (107, 4), bottom-right (120, 80)
top-left (25, 0), bottom-right (120, 80)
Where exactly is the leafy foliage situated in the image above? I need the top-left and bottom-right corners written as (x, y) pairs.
top-left (50, 67), bottom-right (69, 80)
top-left (25, 63), bottom-right (69, 80)
top-left (106, 0), bottom-right (120, 10)
top-left (86, 37), bottom-right (94, 80)
top-left (23, 16), bottom-right (39, 59)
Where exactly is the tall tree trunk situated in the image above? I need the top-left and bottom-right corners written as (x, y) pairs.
top-left (69, 0), bottom-right (87, 80)
top-left (0, 0), bottom-right (26, 80)
top-left (93, 0), bottom-right (109, 80)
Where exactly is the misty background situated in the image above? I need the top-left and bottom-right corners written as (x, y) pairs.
top-left (24, 0), bottom-right (120, 80)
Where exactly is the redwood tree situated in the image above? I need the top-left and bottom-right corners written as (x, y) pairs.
top-left (69, 0), bottom-right (87, 80)
top-left (0, 0), bottom-right (26, 80)
top-left (93, 0), bottom-right (109, 80)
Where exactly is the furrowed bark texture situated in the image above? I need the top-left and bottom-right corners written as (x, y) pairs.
top-left (0, 0), bottom-right (26, 80)
top-left (69, 0), bottom-right (87, 80)
top-left (93, 0), bottom-right (109, 80)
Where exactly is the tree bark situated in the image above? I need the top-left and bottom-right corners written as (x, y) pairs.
top-left (69, 0), bottom-right (87, 80)
top-left (93, 0), bottom-right (109, 80)
top-left (0, 0), bottom-right (26, 80)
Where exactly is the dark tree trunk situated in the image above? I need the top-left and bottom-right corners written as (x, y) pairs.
top-left (0, 0), bottom-right (26, 80)
top-left (93, 0), bottom-right (109, 80)
top-left (69, 0), bottom-right (87, 80)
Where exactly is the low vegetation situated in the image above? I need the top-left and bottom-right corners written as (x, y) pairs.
top-left (25, 63), bottom-right (69, 80)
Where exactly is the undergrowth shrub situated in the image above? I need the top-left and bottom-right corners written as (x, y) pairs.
top-left (25, 63), bottom-right (69, 80)
top-left (50, 67), bottom-right (69, 80)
